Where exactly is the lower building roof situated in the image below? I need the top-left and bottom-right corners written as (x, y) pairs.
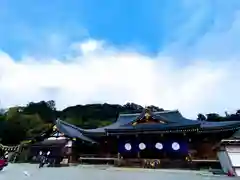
top-left (31, 139), bottom-right (67, 147)
top-left (55, 120), bottom-right (98, 144)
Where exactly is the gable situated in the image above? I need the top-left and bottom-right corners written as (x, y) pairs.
top-left (131, 109), bottom-right (168, 126)
top-left (116, 113), bottom-right (140, 125)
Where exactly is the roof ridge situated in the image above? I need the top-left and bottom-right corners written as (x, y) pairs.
top-left (119, 109), bottom-right (179, 116)
top-left (153, 109), bottom-right (179, 114)
top-left (119, 113), bottom-right (141, 116)
top-left (56, 119), bottom-right (85, 132)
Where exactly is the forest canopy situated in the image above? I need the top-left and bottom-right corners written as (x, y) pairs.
top-left (0, 100), bottom-right (239, 145)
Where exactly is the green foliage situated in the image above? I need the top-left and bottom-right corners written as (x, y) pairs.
top-left (0, 100), bottom-right (240, 145)
top-left (23, 100), bottom-right (56, 123)
top-left (197, 113), bottom-right (207, 121)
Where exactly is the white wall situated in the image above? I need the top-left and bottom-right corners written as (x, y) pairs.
top-left (228, 152), bottom-right (240, 167)
top-left (217, 150), bottom-right (233, 174)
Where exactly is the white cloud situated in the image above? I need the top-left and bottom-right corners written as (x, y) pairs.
top-left (0, 39), bottom-right (239, 118)
top-left (2, 0), bottom-right (240, 118)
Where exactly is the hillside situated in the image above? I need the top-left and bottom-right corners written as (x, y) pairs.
top-left (0, 100), bottom-right (239, 145)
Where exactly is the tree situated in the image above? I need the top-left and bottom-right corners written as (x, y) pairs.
top-left (46, 100), bottom-right (56, 111)
top-left (225, 111), bottom-right (230, 117)
top-left (236, 109), bottom-right (240, 115)
top-left (23, 101), bottom-right (56, 123)
top-left (0, 114), bottom-right (6, 143)
top-left (206, 113), bottom-right (224, 122)
top-left (197, 113), bottom-right (206, 121)
top-left (0, 105), bottom-right (46, 144)
top-left (5, 107), bottom-right (23, 120)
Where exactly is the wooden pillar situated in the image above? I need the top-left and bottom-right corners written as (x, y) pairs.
top-left (116, 152), bottom-right (121, 166)
top-left (69, 153), bottom-right (73, 163)
top-left (65, 140), bottom-right (73, 163)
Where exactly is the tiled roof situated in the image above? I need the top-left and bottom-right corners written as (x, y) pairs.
top-left (55, 120), bottom-right (98, 144)
top-left (55, 109), bottom-right (240, 137)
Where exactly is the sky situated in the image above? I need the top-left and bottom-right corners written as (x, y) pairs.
top-left (1, 0), bottom-right (240, 118)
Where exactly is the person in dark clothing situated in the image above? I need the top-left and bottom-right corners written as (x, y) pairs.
top-left (38, 151), bottom-right (50, 168)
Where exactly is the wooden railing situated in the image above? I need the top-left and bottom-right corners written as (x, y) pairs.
top-left (79, 154), bottom-right (118, 158)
